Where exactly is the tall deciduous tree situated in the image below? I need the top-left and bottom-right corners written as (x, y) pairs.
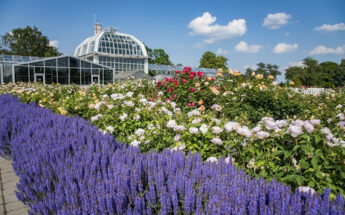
top-left (199, 51), bottom-right (228, 70)
top-left (145, 45), bottom-right (173, 65)
top-left (0, 26), bottom-right (61, 57)
top-left (285, 58), bottom-right (345, 88)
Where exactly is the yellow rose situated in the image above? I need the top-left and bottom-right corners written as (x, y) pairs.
top-left (251, 72), bottom-right (255, 77)
top-left (195, 83), bottom-right (200, 88)
top-left (217, 72), bottom-right (223, 77)
top-left (210, 87), bottom-right (220, 95)
top-left (255, 74), bottom-right (263, 79)
top-left (198, 99), bottom-right (203, 105)
top-left (228, 69), bottom-right (234, 74)
top-left (289, 81), bottom-right (295, 85)
top-left (60, 110), bottom-right (67, 116)
top-left (268, 75), bottom-right (274, 80)
top-left (199, 105), bottom-right (205, 111)
top-left (89, 104), bottom-right (95, 109)
top-left (217, 68), bottom-right (223, 73)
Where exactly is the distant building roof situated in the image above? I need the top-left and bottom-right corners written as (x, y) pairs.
top-left (148, 64), bottom-right (217, 74)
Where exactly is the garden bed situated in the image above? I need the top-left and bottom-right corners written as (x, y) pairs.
top-left (1, 67), bottom-right (345, 202)
top-left (0, 94), bottom-right (344, 214)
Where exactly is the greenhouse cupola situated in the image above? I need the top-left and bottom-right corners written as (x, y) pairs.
top-left (74, 23), bottom-right (149, 76)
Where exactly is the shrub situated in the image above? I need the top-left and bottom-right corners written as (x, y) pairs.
top-left (0, 94), bottom-right (344, 214)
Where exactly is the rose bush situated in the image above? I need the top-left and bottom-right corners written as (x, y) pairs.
top-left (1, 67), bottom-right (345, 199)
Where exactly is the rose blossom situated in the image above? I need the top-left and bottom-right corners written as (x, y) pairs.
top-left (212, 126), bottom-right (223, 134)
top-left (189, 127), bottom-right (199, 134)
top-left (211, 137), bottom-right (223, 145)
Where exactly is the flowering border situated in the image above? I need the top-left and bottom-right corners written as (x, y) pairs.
top-left (0, 94), bottom-right (343, 214)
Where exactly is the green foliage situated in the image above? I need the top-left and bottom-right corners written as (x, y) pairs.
top-left (145, 45), bottom-right (173, 65)
top-left (0, 26), bottom-right (61, 57)
top-left (245, 62), bottom-right (281, 80)
top-left (285, 58), bottom-right (345, 88)
top-left (199, 51), bottom-right (228, 70)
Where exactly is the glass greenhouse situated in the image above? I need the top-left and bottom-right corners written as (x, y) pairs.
top-left (0, 54), bottom-right (44, 84)
top-left (0, 23), bottom-right (218, 85)
top-left (74, 25), bottom-right (149, 78)
top-left (13, 56), bottom-right (114, 85)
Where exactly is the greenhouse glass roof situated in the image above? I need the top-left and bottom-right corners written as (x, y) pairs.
top-left (75, 27), bottom-right (148, 58)
top-left (13, 55), bottom-right (114, 70)
top-left (0, 54), bottom-right (44, 63)
top-left (148, 64), bottom-right (217, 74)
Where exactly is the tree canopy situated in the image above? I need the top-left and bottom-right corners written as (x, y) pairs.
top-left (285, 58), bottom-right (345, 88)
top-left (145, 45), bottom-right (173, 65)
top-left (0, 26), bottom-right (61, 57)
top-left (199, 51), bottom-right (228, 70)
top-left (245, 62), bottom-right (281, 80)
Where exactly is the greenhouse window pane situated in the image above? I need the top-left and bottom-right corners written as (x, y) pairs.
top-left (69, 57), bottom-right (80, 68)
top-left (58, 57), bottom-right (68, 67)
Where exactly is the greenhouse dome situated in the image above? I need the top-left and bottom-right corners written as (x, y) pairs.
top-left (74, 24), bottom-right (149, 76)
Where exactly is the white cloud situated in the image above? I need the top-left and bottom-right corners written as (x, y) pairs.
top-left (216, 48), bottom-right (228, 55)
top-left (314, 23), bottom-right (345, 32)
top-left (272, 43), bottom-right (298, 54)
top-left (288, 61), bottom-right (305, 67)
top-left (285, 32), bottom-right (290, 36)
top-left (49, 40), bottom-right (59, 48)
top-left (262, 12), bottom-right (291, 29)
top-left (188, 12), bottom-right (247, 43)
top-left (234, 41), bottom-right (262, 53)
top-left (310, 45), bottom-right (345, 55)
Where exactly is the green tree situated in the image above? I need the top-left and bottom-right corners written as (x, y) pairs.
top-left (145, 45), bottom-right (173, 65)
top-left (0, 26), bottom-right (61, 57)
top-left (199, 51), bottom-right (228, 70)
top-left (319, 61), bottom-right (339, 88)
top-left (245, 62), bottom-right (281, 80)
top-left (303, 58), bottom-right (320, 87)
top-left (152, 49), bottom-right (173, 65)
top-left (285, 58), bottom-right (345, 88)
top-left (334, 59), bottom-right (345, 87)
top-left (285, 66), bottom-right (305, 86)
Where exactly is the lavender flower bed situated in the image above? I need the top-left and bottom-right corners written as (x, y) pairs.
top-left (0, 94), bottom-right (343, 214)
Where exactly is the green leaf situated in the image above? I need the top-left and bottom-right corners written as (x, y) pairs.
top-left (300, 160), bottom-right (309, 169)
top-left (315, 135), bottom-right (321, 144)
top-left (311, 157), bottom-right (318, 170)
top-left (296, 176), bottom-right (304, 186)
top-left (256, 160), bottom-right (266, 167)
top-left (307, 181), bottom-right (315, 187)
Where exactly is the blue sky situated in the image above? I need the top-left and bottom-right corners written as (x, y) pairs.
top-left (1, 0), bottom-right (345, 80)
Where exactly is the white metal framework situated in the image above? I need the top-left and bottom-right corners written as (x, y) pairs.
top-left (74, 27), bottom-right (149, 75)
